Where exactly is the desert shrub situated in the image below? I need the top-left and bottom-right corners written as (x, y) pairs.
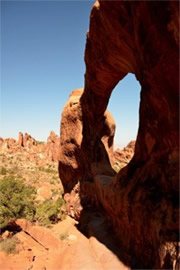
top-left (0, 237), bottom-right (19, 254)
top-left (0, 175), bottom-right (65, 229)
top-left (0, 176), bottom-right (36, 229)
top-left (16, 174), bottom-right (23, 179)
top-left (0, 167), bottom-right (8, 175)
top-left (38, 167), bottom-right (57, 174)
top-left (36, 141), bottom-right (45, 145)
top-left (51, 189), bottom-right (59, 196)
top-left (9, 166), bottom-right (19, 174)
top-left (52, 175), bottom-right (59, 180)
top-left (35, 197), bottom-right (65, 227)
top-left (113, 166), bottom-right (121, 173)
top-left (59, 232), bottom-right (68, 241)
top-left (50, 180), bottom-right (55, 185)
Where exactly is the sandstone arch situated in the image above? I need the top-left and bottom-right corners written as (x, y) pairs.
top-left (59, 1), bottom-right (179, 269)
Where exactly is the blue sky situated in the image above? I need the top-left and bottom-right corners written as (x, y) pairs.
top-left (1, 0), bottom-right (140, 149)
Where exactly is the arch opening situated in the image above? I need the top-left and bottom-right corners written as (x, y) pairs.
top-left (106, 73), bottom-right (141, 172)
top-left (107, 73), bottom-right (141, 150)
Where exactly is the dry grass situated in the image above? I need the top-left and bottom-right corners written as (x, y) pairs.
top-left (0, 237), bottom-right (19, 254)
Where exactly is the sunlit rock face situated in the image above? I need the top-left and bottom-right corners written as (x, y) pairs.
top-left (113, 141), bottom-right (135, 170)
top-left (46, 131), bottom-right (60, 161)
top-left (59, 1), bottom-right (179, 269)
top-left (58, 89), bottom-right (84, 193)
top-left (0, 131), bottom-right (60, 163)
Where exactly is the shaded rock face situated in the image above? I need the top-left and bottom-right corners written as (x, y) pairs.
top-left (59, 1), bottom-right (179, 269)
top-left (58, 88), bottom-right (116, 193)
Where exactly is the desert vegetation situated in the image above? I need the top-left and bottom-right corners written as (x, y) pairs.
top-left (0, 175), bottom-right (36, 229)
top-left (0, 174), bottom-right (65, 230)
top-left (0, 237), bottom-right (19, 254)
top-left (0, 143), bottom-right (67, 259)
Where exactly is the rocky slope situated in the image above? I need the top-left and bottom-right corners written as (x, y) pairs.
top-left (0, 131), bottom-right (62, 203)
top-left (113, 141), bottom-right (135, 171)
top-left (0, 131), bottom-right (135, 270)
top-left (0, 216), bottom-right (130, 270)
top-left (59, 1), bottom-right (179, 269)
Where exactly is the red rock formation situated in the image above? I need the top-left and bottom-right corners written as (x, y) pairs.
top-left (0, 138), bottom-right (4, 145)
top-left (46, 131), bottom-right (60, 161)
top-left (101, 110), bottom-right (116, 166)
top-left (23, 133), bottom-right (37, 148)
top-left (58, 88), bottom-right (85, 193)
top-left (59, 1), bottom-right (179, 269)
top-left (113, 141), bottom-right (135, 169)
top-left (6, 138), bottom-right (16, 148)
top-left (0, 131), bottom-right (60, 163)
top-left (63, 183), bottom-right (82, 220)
top-left (59, 88), bottom-right (116, 193)
top-left (18, 132), bottom-right (24, 147)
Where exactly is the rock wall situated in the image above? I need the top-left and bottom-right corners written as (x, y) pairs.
top-left (59, 1), bottom-right (179, 269)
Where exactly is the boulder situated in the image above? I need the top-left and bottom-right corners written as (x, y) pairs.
top-left (37, 186), bottom-right (52, 201)
top-left (15, 219), bottom-right (61, 250)
top-left (1, 230), bottom-right (11, 240)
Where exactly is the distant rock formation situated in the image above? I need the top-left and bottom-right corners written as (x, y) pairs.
top-left (18, 132), bottom-right (24, 147)
top-left (59, 1), bottom-right (179, 269)
top-left (113, 141), bottom-right (135, 169)
top-left (46, 131), bottom-right (60, 161)
top-left (0, 131), bottom-right (60, 163)
top-left (18, 132), bottom-right (37, 148)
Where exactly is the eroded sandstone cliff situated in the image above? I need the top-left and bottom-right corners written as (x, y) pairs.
top-left (59, 1), bottom-right (179, 269)
top-left (59, 88), bottom-right (116, 193)
top-left (0, 131), bottom-right (60, 164)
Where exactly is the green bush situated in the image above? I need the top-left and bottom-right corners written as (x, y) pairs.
top-left (59, 232), bottom-right (68, 241)
top-left (0, 237), bottom-right (19, 254)
top-left (0, 175), bottom-right (65, 229)
top-left (0, 176), bottom-right (36, 229)
top-left (0, 167), bottom-right (8, 175)
top-left (35, 197), bottom-right (64, 227)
